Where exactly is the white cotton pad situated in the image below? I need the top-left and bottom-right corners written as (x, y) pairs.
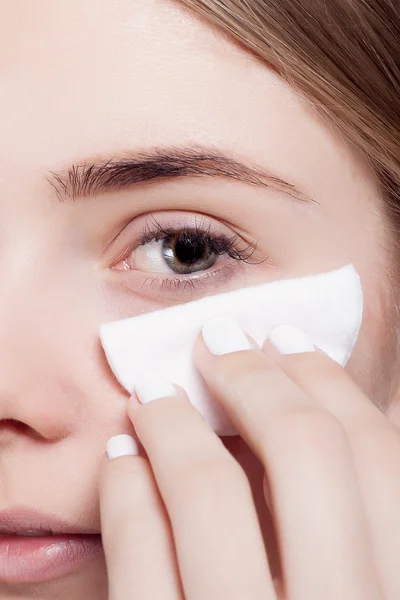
top-left (99, 264), bottom-right (363, 436)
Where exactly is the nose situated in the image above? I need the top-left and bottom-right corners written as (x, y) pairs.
top-left (0, 249), bottom-right (101, 441)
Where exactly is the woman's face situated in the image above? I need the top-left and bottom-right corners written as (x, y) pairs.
top-left (1, 0), bottom-right (399, 597)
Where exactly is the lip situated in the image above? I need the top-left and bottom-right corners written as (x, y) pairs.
top-left (0, 506), bottom-right (100, 534)
top-left (0, 507), bottom-right (103, 583)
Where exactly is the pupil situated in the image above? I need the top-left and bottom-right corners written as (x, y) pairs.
top-left (175, 237), bottom-right (205, 265)
top-left (162, 233), bottom-right (217, 274)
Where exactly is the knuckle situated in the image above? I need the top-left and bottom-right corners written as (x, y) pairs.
top-left (221, 349), bottom-right (268, 381)
top-left (268, 408), bottom-right (347, 454)
top-left (173, 457), bottom-right (250, 509)
top-left (223, 355), bottom-right (275, 396)
top-left (103, 458), bottom-right (159, 526)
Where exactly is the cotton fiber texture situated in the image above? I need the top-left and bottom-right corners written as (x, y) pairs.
top-left (100, 264), bottom-right (363, 435)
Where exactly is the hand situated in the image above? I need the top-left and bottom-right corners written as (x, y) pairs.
top-left (98, 319), bottom-right (398, 599)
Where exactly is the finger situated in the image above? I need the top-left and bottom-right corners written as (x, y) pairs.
top-left (128, 378), bottom-right (276, 600)
top-left (99, 434), bottom-right (184, 600)
top-left (195, 316), bottom-right (382, 600)
top-left (265, 324), bottom-right (400, 599)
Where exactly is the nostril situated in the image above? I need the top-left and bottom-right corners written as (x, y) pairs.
top-left (0, 419), bottom-right (29, 433)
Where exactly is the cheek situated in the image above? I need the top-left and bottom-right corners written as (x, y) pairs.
top-left (346, 275), bottom-right (398, 410)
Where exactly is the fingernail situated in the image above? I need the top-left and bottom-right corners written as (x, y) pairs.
top-left (268, 324), bottom-right (315, 355)
top-left (202, 316), bottom-right (253, 356)
top-left (134, 373), bottom-right (176, 404)
top-left (106, 434), bottom-right (140, 459)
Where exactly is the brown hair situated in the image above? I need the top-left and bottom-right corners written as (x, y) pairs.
top-left (179, 0), bottom-right (400, 227)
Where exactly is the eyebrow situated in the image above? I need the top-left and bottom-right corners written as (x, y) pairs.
top-left (47, 144), bottom-right (315, 204)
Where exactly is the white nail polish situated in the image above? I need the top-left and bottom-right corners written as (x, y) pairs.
top-left (134, 373), bottom-right (176, 404)
top-left (202, 316), bottom-right (253, 356)
top-left (106, 434), bottom-right (140, 459)
top-left (269, 324), bottom-right (315, 355)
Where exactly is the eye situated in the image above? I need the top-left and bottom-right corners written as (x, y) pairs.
top-left (108, 213), bottom-right (265, 300)
top-left (112, 215), bottom-right (258, 277)
top-left (122, 230), bottom-right (219, 275)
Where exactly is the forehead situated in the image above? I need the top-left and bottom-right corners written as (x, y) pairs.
top-left (0, 0), bottom-right (316, 168)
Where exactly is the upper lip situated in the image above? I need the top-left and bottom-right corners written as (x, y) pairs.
top-left (0, 507), bottom-right (101, 534)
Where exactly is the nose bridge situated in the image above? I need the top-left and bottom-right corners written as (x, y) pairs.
top-left (0, 214), bottom-right (98, 363)
top-left (0, 251), bottom-right (72, 385)
top-left (0, 226), bottom-right (98, 434)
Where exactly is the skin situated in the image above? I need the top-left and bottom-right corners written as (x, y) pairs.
top-left (1, 0), bottom-right (399, 597)
top-left (101, 333), bottom-right (400, 599)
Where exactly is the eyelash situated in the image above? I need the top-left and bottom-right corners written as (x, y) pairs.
top-left (139, 215), bottom-right (259, 264)
top-left (112, 215), bottom-right (264, 296)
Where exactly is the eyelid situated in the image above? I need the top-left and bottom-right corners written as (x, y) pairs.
top-left (104, 210), bottom-right (260, 268)
top-left (110, 259), bottom-right (248, 304)
top-left (112, 223), bottom-right (256, 273)
top-left (102, 210), bottom-right (270, 303)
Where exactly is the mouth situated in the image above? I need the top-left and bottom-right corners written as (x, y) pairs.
top-left (0, 530), bottom-right (57, 536)
top-left (0, 507), bottom-right (103, 583)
